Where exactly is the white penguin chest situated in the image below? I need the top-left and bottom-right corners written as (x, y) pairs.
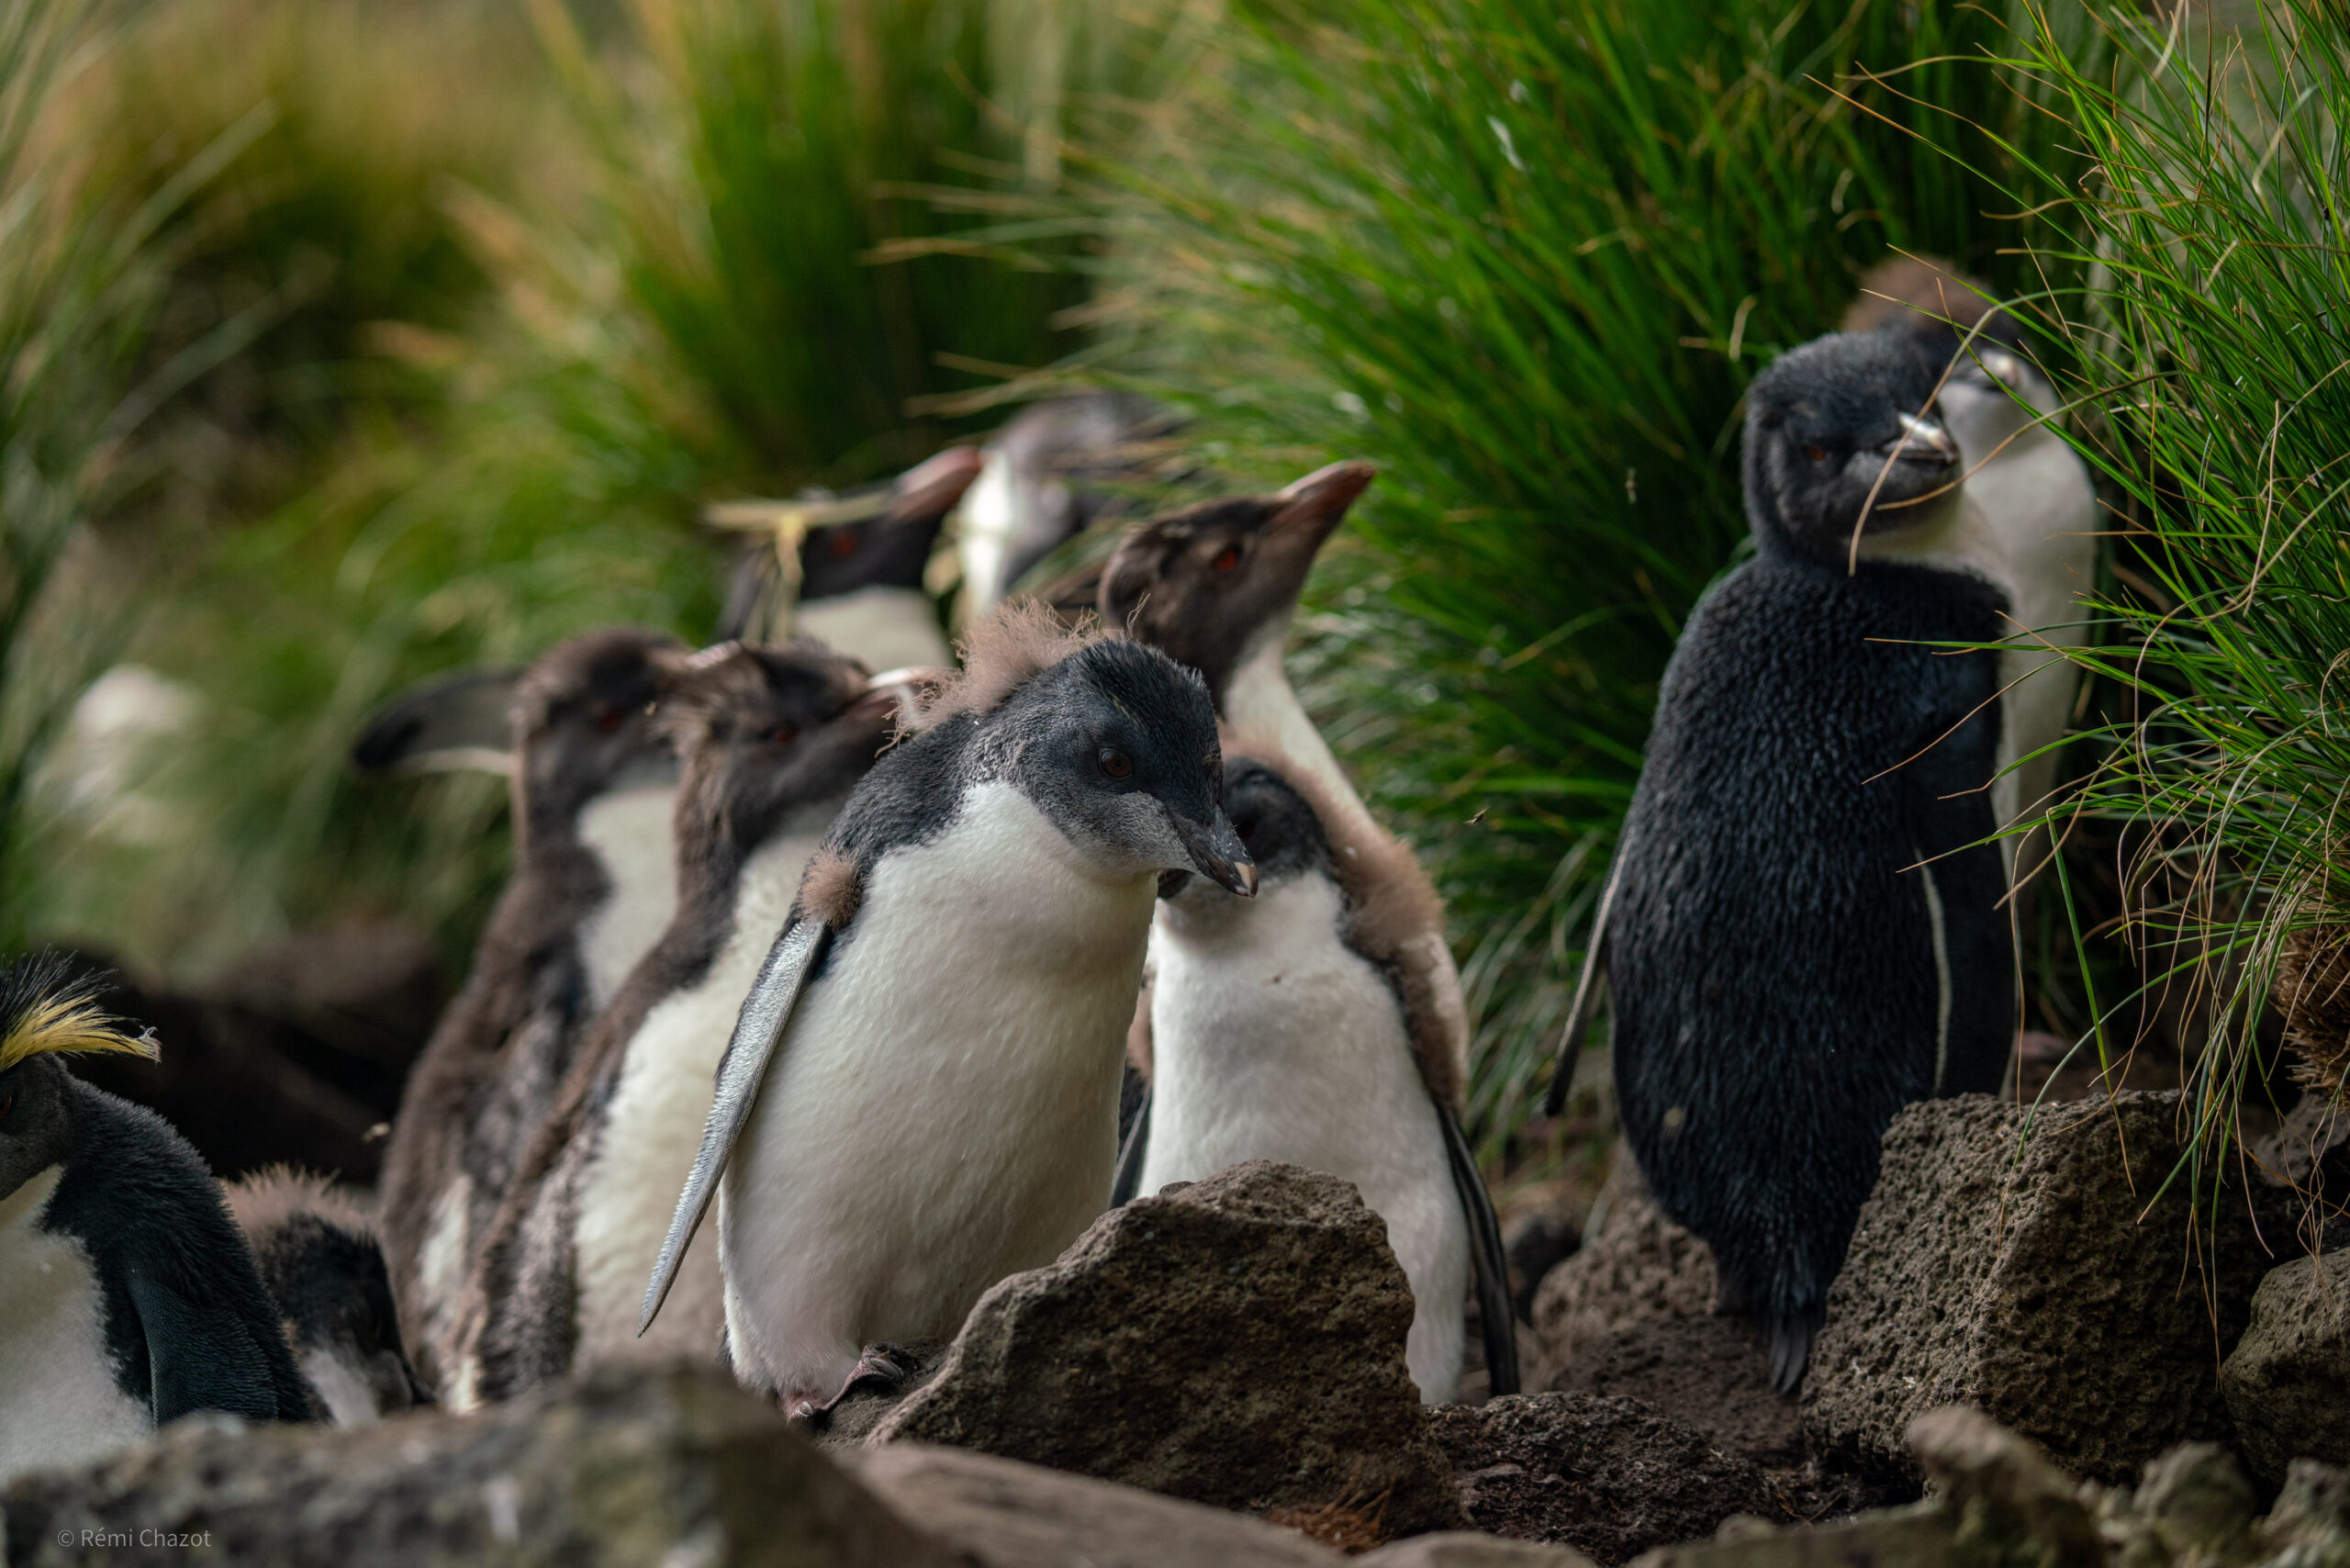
top-left (0, 1167), bottom-right (153, 1484)
top-left (576, 782), bottom-right (681, 1014)
top-left (794, 587), bottom-right (952, 673)
top-left (573, 828), bottom-right (822, 1361)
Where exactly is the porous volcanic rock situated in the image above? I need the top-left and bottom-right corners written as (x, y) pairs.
top-left (1426, 1393), bottom-right (1783, 1565)
top-left (871, 1159), bottom-right (1463, 1537)
top-left (2221, 1249), bottom-right (2350, 1484)
top-left (1802, 1092), bottom-right (2276, 1484)
top-left (0, 1363), bottom-right (959, 1568)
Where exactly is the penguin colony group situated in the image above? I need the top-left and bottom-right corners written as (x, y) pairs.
top-left (0, 258), bottom-right (2091, 1481)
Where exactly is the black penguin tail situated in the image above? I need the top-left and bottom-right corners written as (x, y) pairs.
top-left (1766, 1303), bottom-right (1823, 1396)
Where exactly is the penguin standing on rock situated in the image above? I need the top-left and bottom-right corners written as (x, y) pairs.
top-left (0, 958), bottom-right (313, 1484)
top-left (375, 626), bottom-right (686, 1394)
top-left (1557, 329), bottom-right (2014, 1394)
top-left (460, 642), bottom-right (895, 1404)
top-left (640, 608), bottom-right (1256, 1413)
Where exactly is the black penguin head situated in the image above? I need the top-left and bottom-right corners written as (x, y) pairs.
top-left (1743, 331), bottom-right (1960, 566)
top-left (975, 636), bottom-right (1256, 895)
top-left (1162, 756), bottom-right (1332, 910)
top-left (229, 1170), bottom-right (431, 1420)
top-left (797, 446), bottom-right (984, 603)
top-left (0, 958), bottom-right (155, 1204)
top-left (662, 641), bottom-right (893, 857)
top-left (510, 627), bottom-right (689, 832)
top-left (1099, 461), bottom-right (1372, 703)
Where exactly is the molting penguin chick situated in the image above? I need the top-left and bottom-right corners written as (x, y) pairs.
top-left (1588, 330), bottom-right (2014, 1394)
top-left (1135, 754), bottom-right (1513, 1403)
top-left (375, 626), bottom-right (685, 1395)
top-left (640, 607), bottom-right (1255, 1412)
top-left (461, 641), bottom-right (893, 1405)
top-left (0, 958), bottom-right (312, 1484)
top-left (225, 1168), bottom-right (429, 1426)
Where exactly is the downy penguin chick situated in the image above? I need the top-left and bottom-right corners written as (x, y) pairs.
top-left (1138, 753), bottom-right (1489, 1403)
top-left (640, 607), bottom-right (1256, 1411)
top-left (1602, 330), bottom-right (2013, 1394)
top-left (461, 642), bottom-right (893, 1404)
top-left (226, 1168), bottom-right (430, 1426)
top-left (720, 446), bottom-right (984, 671)
top-left (957, 393), bottom-right (1176, 620)
top-left (375, 626), bottom-right (685, 1394)
top-left (0, 958), bottom-right (312, 1484)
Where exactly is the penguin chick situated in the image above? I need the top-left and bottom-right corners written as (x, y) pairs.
top-left (1138, 754), bottom-right (1513, 1403)
top-left (461, 642), bottom-right (892, 1405)
top-left (720, 446), bottom-right (985, 670)
top-left (958, 393), bottom-right (1176, 620)
top-left (1599, 330), bottom-right (2013, 1395)
top-left (640, 607), bottom-right (1256, 1412)
top-left (0, 958), bottom-right (312, 1484)
top-left (225, 1168), bottom-right (430, 1426)
top-left (375, 626), bottom-right (686, 1395)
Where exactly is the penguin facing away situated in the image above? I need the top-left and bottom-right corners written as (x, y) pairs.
top-left (640, 608), bottom-right (1256, 1412)
top-left (1569, 330), bottom-right (2014, 1394)
top-left (0, 959), bottom-right (313, 1485)
top-left (459, 641), bottom-right (895, 1406)
top-left (375, 626), bottom-right (685, 1395)
top-left (225, 1168), bottom-right (431, 1426)
top-left (957, 393), bottom-right (1178, 622)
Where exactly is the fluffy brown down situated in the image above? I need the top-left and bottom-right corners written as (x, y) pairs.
top-left (1228, 741), bottom-right (1466, 1110)
top-left (1841, 255), bottom-right (1998, 337)
top-left (912, 599), bottom-right (1100, 729)
top-left (226, 1165), bottom-right (376, 1246)
top-left (2277, 922), bottom-right (2350, 1092)
top-left (797, 846), bottom-right (864, 927)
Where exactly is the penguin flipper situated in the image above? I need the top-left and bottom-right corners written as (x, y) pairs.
top-left (1438, 1098), bottom-right (1519, 1396)
top-left (1111, 1082), bottom-right (1150, 1208)
top-left (1543, 849), bottom-right (1624, 1116)
top-left (126, 1270), bottom-right (301, 1426)
top-left (639, 917), bottom-right (832, 1336)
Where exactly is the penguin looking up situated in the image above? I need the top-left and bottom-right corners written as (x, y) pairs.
top-left (1558, 330), bottom-right (2013, 1395)
top-left (225, 1168), bottom-right (431, 1426)
top-left (458, 641), bottom-right (896, 1406)
top-left (0, 958), bottom-right (314, 1484)
top-left (375, 626), bottom-right (686, 1395)
top-left (1132, 752), bottom-right (1514, 1403)
top-left (716, 446), bottom-right (985, 671)
top-left (640, 607), bottom-right (1255, 1413)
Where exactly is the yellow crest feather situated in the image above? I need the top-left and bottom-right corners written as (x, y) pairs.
top-left (0, 971), bottom-right (157, 1074)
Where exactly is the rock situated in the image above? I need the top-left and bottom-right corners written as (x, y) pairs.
top-left (1906, 1406), bottom-right (2103, 1563)
top-left (871, 1159), bottom-right (1462, 1538)
top-left (1426, 1393), bottom-right (1782, 1565)
top-left (1360, 1533), bottom-right (1600, 1567)
top-left (852, 1442), bottom-right (1344, 1567)
top-left (1802, 1092), bottom-right (2275, 1484)
top-left (2123, 1442), bottom-right (2261, 1566)
top-left (0, 1363), bottom-right (960, 1568)
top-left (2258, 1460), bottom-right (2350, 1565)
top-left (2220, 1250), bottom-right (2350, 1484)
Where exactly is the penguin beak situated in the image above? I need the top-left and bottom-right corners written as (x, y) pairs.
top-left (1174, 809), bottom-right (1257, 898)
top-left (1878, 412), bottom-right (1955, 468)
top-left (886, 446), bottom-right (986, 524)
top-left (1268, 460), bottom-right (1376, 543)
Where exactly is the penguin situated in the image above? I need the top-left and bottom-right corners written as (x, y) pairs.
top-left (1136, 752), bottom-right (1508, 1403)
top-left (225, 1168), bottom-right (431, 1426)
top-left (459, 642), bottom-right (895, 1405)
top-left (957, 393), bottom-right (1177, 621)
top-left (1553, 328), bottom-right (2014, 1395)
top-left (639, 607), bottom-right (1256, 1412)
top-left (0, 958), bottom-right (313, 1485)
top-left (374, 626), bottom-right (686, 1394)
top-left (715, 446), bottom-right (985, 671)
top-left (1097, 461), bottom-right (1516, 1394)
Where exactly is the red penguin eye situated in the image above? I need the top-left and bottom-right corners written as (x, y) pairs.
top-left (1211, 544), bottom-right (1242, 574)
top-left (0, 1093), bottom-right (13, 1125)
top-left (1099, 747), bottom-right (1134, 779)
top-left (593, 705), bottom-right (625, 734)
top-left (771, 723), bottom-right (800, 746)
top-left (1802, 443), bottom-right (1828, 464)
top-left (828, 531), bottom-right (859, 560)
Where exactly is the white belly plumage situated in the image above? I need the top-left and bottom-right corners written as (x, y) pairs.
top-left (795, 588), bottom-right (953, 674)
top-left (0, 1167), bottom-right (152, 1485)
top-left (574, 829), bottom-right (824, 1366)
top-left (717, 781), bottom-right (1154, 1401)
top-left (577, 782), bottom-right (682, 1014)
top-left (1140, 875), bottom-right (1468, 1403)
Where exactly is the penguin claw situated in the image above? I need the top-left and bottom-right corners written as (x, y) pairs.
top-left (788, 1342), bottom-right (921, 1432)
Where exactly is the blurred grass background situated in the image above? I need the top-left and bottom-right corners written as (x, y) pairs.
top-left (8, 0), bottom-right (2340, 1168)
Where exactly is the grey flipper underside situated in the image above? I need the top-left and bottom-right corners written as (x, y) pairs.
top-left (638, 917), bottom-right (832, 1336)
top-left (1439, 1099), bottom-right (1518, 1395)
top-left (1543, 850), bottom-right (1623, 1117)
top-left (1110, 1084), bottom-right (1150, 1208)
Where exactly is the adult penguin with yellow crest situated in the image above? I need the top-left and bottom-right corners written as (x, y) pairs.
top-left (0, 956), bottom-right (312, 1484)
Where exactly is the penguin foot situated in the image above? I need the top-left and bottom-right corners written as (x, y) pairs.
top-left (787, 1342), bottom-right (923, 1432)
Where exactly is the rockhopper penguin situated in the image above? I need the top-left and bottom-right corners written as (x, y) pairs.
top-left (458, 641), bottom-right (895, 1405)
top-left (375, 626), bottom-right (685, 1395)
top-left (0, 958), bottom-right (313, 1485)
top-left (1099, 462), bottom-right (1515, 1395)
top-left (957, 393), bottom-right (1176, 621)
top-left (640, 606), bottom-right (1256, 1412)
top-left (1557, 329), bottom-right (2014, 1395)
top-left (226, 1167), bottom-right (431, 1425)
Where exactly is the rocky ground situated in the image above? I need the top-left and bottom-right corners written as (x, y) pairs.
top-left (5, 1092), bottom-right (2346, 1566)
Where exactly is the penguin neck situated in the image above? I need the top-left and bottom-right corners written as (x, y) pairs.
top-left (0, 1162), bottom-right (62, 1238)
top-left (669, 793), bottom-right (846, 970)
top-left (1849, 489), bottom-right (2008, 594)
top-left (795, 587), bottom-right (951, 673)
top-left (576, 781), bottom-right (681, 1014)
top-left (1219, 617), bottom-right (1379, 845)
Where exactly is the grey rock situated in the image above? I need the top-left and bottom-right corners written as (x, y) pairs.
top-left (1361, 1532), bottom-right (1600, 1567)
top-left (0, 1363), bottom-right (958, 1568)
top-left (872, 1159), bottom-right (1462, 1537)
top-left (2221, 1251), bottom-right (2350, 1484)
top-left (2258, 1461), bottom-right (2350, 1567)
top-left (1803, 1092), bottom-right (2275, 1484)
top-left (852, 1442), bottom-right (1343, 1568)
top-left (1426, 1393), bottom-right (1783, 1566)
